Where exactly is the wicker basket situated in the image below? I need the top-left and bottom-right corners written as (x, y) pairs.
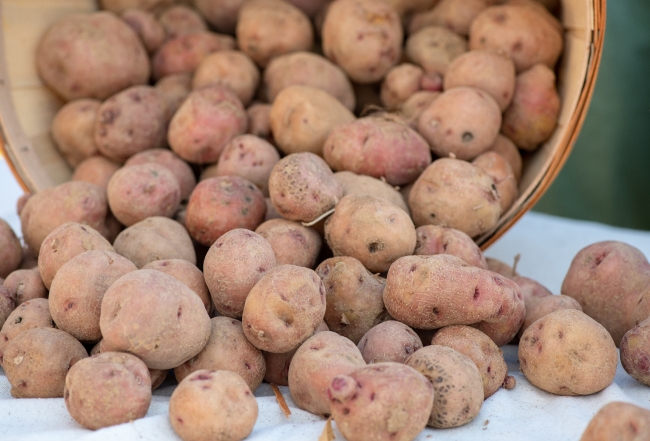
top-left (0, 0), bottom-right (606, 248)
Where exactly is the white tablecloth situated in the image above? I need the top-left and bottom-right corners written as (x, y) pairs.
top-left (1, 157), bottom-right (650, 440)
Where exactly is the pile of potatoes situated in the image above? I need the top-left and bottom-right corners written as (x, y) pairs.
top-left (1, 0), bottom-right (644, 440)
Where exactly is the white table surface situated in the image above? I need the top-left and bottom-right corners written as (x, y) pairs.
top-left (1, 156), bottom-right (650, 441)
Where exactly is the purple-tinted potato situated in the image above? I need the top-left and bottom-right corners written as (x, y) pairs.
top-left (142, 259), bottom-right (212, 313)
top-left (472, 151), bottom-right (519, 212)
top-left (3, 269), bottom-right (47, 306)
top-left (255, 219), bottom-right (322, 269)
top-left (358, 321), bottom-right (423, 364)
top-left (0, 219), bottom-right (22, 279)
top-left (121, 8), bottom-right (165, 54)
top-left (415, 225), bottom-right (488, 269)
top-left (51, 99), bottom-right (101, 168)
top-left (158, 4), bottom-right (207, 39)
top-left (72, 156), bottom-right (121, 190)
top-left (580, 402), bottom-right (650, 441)
top-left (512, 275), bottom-right (552, 304)
top-left (192, 51), bottom-right (260, 106)
top-left (487, 257), bottom-right (518, 278)
top-left (125, 148), bottom-right (197, 201)
top-left (0, 298), bottom-right (53, 367)
top-left (620, 317), bottom-right (650, 387)
top-left (405, 26), bottom-right (467, 76)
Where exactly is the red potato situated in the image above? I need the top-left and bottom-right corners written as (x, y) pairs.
top-left (3, 269), bottom-right (47, 306)
top-left (415, 225), bottom-right (488, 269)
top-left (580, 402), bottom-right (650, 441)
top-left (194, 0), bottom-right (247, 34)
top-left (255, 219), bottom-right (322, 268)
top-left (246, 103), bottom-right (272, 141)
top-left (409, 0), bottom-right (493, 36)
top-left (158, 4), bottom-right (207, 39)
top-left (517, 294), bottom-right (582, 339)
top-left (99, 0), bottom-right (174, 13)
top-left (72, 156), bottom-right (121, 190)
top-left (168, 85), bottom-right (248, 164)
top-left (192, 51), bottom-right (260, 106)
top-left (286, 0), bottom-right (332, 17)
top-left (125, 148), bottom-right (197, 201)
top-left (358, 321), bottom-right (423, 364)
top-left (621, 317), bottom-right (650, 387)
top-left (142, 259), bottom-right (212, 314)
top-left (472, 151), bottom-right (519, 212)
top-left (383, 0), bottom-right (438, 17)
top-left (121, 8), bottom-right (166, 54)
top-left (380, 64), bottom-right (442, 111)
top-left (51, 99), bottom-right (101, 168)
top-left (0, 299), bottom-right (54, 367)
top-left (512, 275), bottom-right (552, 304)
top-left (0, 219), bottom-right (22, 279)
top-left (397, 90), bottom-right (440, 128)
top-left (486, 133), bottom-right (523, 182)
top-left (334, 171), bottom-right (409, 215)
top-left (155, 73), bottom-right (192, 123)
top-left (405, 26), bottom-right (467, 76)
top-left (0, 286), bottom-right (14, 332)
top-left (322, 0), bottom-right (403, 84)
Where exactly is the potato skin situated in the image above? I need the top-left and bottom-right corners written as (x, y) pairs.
top-left (0, 299), bottom-right (54, 367)
top-left (334, 171), bottom-right (410, 215)
top-left (328, 363), bottom-right (434, 441)
top-left (124, 148), bottom-right (197, 201)
top-left (242, 265), bottom-right (326, 353)
top-left (620, 316), bottom-right (650, 387)
top-left (518, 294), bottom-right (582, 339)
top-left (415, 225), bottom-right (488, 269)
top-left (358, 321), bottom-right (422, 364)
top-left (288, 331), bottom-right (366, 415)
top-left (192, 50), bottom-right (260, 106)
top-left (3, 269), bottom-right (47, 305)
top-left (406, 26), bottom-right (467, 76)
top-left (0, 219), bottom-right (23, 279)
top-left (472, 150), bottom-right (519, 213)
top-left (72, 156), bottom-right (121, 190)
top-left (3, 327), bottom-right (88, 398)
top-left (64, 352), bottom-right (152, 430)
top-left (142, 259), bottom-right (212, 313)
top-left (255, 219), bottom-right (322, 269)
top-left (51, 99), bottom-right (101, 168)
top-left (580, 402), bottom-right (650, 441)
top-left (518, 309), bottom-right (617, 395)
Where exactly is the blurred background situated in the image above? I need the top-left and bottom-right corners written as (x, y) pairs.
top-left (534, 0), bottom-right (650, 230)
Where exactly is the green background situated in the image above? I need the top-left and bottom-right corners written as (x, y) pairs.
top-left (533, 0), bottom-right (650, 229)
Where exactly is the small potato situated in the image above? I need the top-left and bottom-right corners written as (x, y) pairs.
top-left (580, 402), bottom-right (650, 441)
top-left (0, 219), bottom-right (22, 278)
top-left (408, 157), bottom-right (502, 238)
top-left (49, 250), bottom-right (137, 343)
top-left (334, 171), bottom-right (409, 215)
top-left (158, 4), bottom-right (207, 39)
top-left (152, 31), bottom-right (236, 80)
top-left (410, 0), bottom-right (489, 36)
top-left (415, 225), bottom-right (488, 268)
top-left (246, 103), bottom-right (272, 141)
top-left (107, 163), bottom-right (181, 227)
top-left (0, 299), bottom-right (54, 367)
top-left (113, 216), bottom-right (197, 268)
top-left (269, 85), bottom-right (355, 156)
top-left (518, 294), bottom-right (582, 338)
top-left (125, 148), bottom-right (197, 201)
top-left (38, 222), bottom-right (114, 290)
top-left (264, 52), bottom-right (356, 111)
top-left (473, 151), bottom-right (519, 212)
top-left (72, 156), bottom-right (121, 190)
top-left (192, 51), bottom-right (260, 106)
top-left (417, 86), bottom-right (502, 160)
top-left (518, 309), bottom-right (617, 395)
top-left (316, 256), bottom-right (388, 343)
top-left (288, 331), bottom-right (366, 415)
top-left (236, 0), bottom-right (314, 68)
top-left (169, 370), bottom-right (258, 441)
top-left (0, 286), bottom-right (14, 331)
top-left (322, 0), bottom-right (403, 83)
top-left (185, 176), bottom-right (266, 247)
top-left (142, 259), bottom-right (212, 313)
top-left (203, 229), bottom-right (276, 318)
top-left (380, 63), bottom-right (442, 111)
top-left (405, 26), bottom-right (467, 76)
top-left (256, 219), bottom-right (322, 269)
top-left (155, 73), bottom-right (192, 123)
top-left (242, 265), bottom-right (326, 353)
top-left (328, 363), bottom-right (433, 441)
top-left (268, 152), bottom-right (343, 223)
top-left (194, 0), bottom-right (247, 34)
top-left (358, 321), bottom-right (423, 364)
top-left (512, 275), bottom-right (553, 304)
top-left (323, 116), bottom-right (432, 187)
top-left (168, 85), bottom-right (248, 164)
top-left (324, 194), bottom-right (417, 273)
top-left (486, 257), bottom-right (518, 278)
top-left (64, 352), bottom-right (152, 430)
top-left (486, 134), bottom-right (523, 182)
top-left (51, 99), bottom-right (101, 168)
top-left (175, 317), bottom-right (266, 392)
top-left (397, 90), bottom-right (440, 128)
top-left (36, 11), bottom-right (150, 101)
top-left (406, 345), bottom-right (484, 428)
top-left (431, 325), bottom-right (509, 398)
top-left (3, 269), bottom-right (47, 305)
top-left (100, 269), bottom-right (211, 370)
top-left (121, 9), bottom-right (165, 54)
top-left (620, 317), bottom-right (650, 387)
top-left (3, 327), bottom-right (88, 398)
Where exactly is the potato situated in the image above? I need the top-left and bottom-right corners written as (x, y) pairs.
top-left (486, 133), bottom-right (523, 182)
top-left (192, 51), bottom-right (260, 106)
top-left (405, 26), bottom-right (467, 76)
top-left (431, 325), bottom-right (509, 398)
top-left (99, 0), bottom-right (174, 13)
top-left (324, 194), bottom-right (417, 273)
top-left (417, 86), bottom-right (502, 160)
top-left (142, 259), bottom-right (212, 313)
top-left (100, 269), bottom-right (211, 370)
top-left (0, 286), bottom-right (14, 331)
top-left (519, 309), bottom-right (617, 395)
top-left (561, 241), bottom-right (650, 346)
top-left (3, 327), bottom-right (88, 398)
top-left (38, 222), bottom-right (114, 290)
top-left (155, 73), bottom-right (192, 123)
top-left (185, 176), bottom-right (266, 247)
top-left (246, 103), bottom-right (272, 141)
top-left (397, 90), bottom-right (440, 128)
top-left (242, 265), bottom-right (326, 353)
top-left (384, 0), bottom-right (438, 18)
top-left (513, 275), bottom-right (552, 304)
top-left (125, 148), bottom-right (197, 201)
top-left (20, 181), bottom-right (109, 255)
top-left (518, 294), bottom-right (582, 339)
top-left (72, 156), bottom-right (121, 190)
top-left (121, 8), bottom-right (165, 54)
top-left (323, 116), bottom-right (432, 186)
top-left (255, 219), bottom-right (322, 268)
top-left (358, 321), bottom-right (423, 364)
top-left (0, 298), bottom-right (53, 367)
top-left (0, 219), bottom-right (22, 279)
top-left (264, 52), bottom-right (355, 111)
top-left (408, 157), bottom-right (502, 238)
top-left (237, 0), bottom-right (314, 68)
top-left (203, 229), bottom-right (276, 318)
top-left (472, 150), bottom-right (519, 212)
top-left (415, 225), bottom-right (488, 269)
top-left (268, 152), bottom-right (343, 223)
top-left (175, 317), bottom-right (266, 392)
top-left (269, 85), bottom-right (355, 156)
top-left (486, 257), bottom-right (518, 278)
top-left (152, 31), bottom-right (236, 80)
top-left (334, 171), bottom-right (409, 215)
top-left (158, 4), bottom-right (207, 39)
top-left (620, 316), bottom-right (650, 387)
top-left (380, 63), bottom-right (442, 111)
top-left (286, 0), bottom-right (332, 17)
top-left (36, 11), bottom-right (150, 101)
top-left (64, 352), bottom-right (152, 430)
top-left (51, 99), bottom-right (101, 168)
top-left (3, 269), bottom-right (47, 305)
top-left (580, 402), bottom-right (650, 441)
top-left (322, 0), bottom-right (403, 83)
top-left (409, 0), bottom-right (491, 36)
top-left (383, 254), bottom-right (525, 346)
top-left (49, 250), bottom-right (137, 343)
top-left (328, 362), bottom-right (433, 441)
top-left (194, 0), bottom-right (246, 34)
top-left (169, 370), bottom-right (258, 441)
top-left (502, 64), bottom-right (561, 151)
top-left (113, 216), bottom-right (197, 268)
top-left (406, 345), bottom-right (484, 428)
top-left (288, 331), bottom-right (366, 415)
top-left (469, 3), bottom-right (563, 72)
top-left (168, 85), bottom-right (248, 164)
